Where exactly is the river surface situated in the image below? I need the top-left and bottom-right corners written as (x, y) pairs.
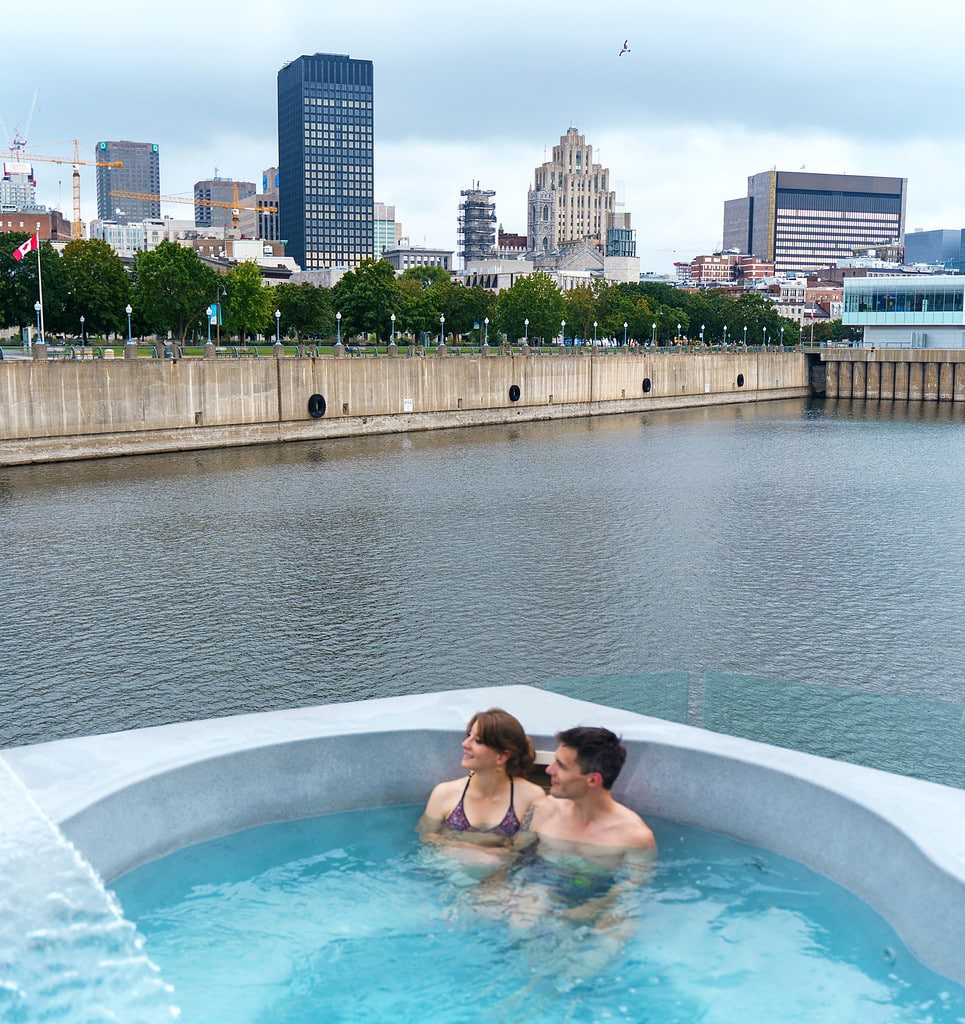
top-left (2, 398), bottom-right (963, 783)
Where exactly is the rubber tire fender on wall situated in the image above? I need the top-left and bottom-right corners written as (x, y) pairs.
top-left (308, 394), bottom-right (327, 418)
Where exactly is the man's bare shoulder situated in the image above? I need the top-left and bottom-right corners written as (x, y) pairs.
top-left (612, 806), bottom-right (657, 853)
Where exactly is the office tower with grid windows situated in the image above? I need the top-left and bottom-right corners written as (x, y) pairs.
top-left (193, 176), bottom-right (256, 231)
top-left (277, 53), bottom-right (374, 271)
top-left (722, 170), bottom-right (907, 275)
top-left (95, 141), bottom-right (160, 224)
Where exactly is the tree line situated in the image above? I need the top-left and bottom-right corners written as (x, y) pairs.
top-left (1, 231), bottom-right (844, 347)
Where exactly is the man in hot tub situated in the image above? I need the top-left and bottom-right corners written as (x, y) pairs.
top-left (504, 725), bottom-right (655, 935)
top-left (522, 725), bottom-right (656, 858)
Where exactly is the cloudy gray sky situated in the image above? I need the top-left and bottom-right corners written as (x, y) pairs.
top-left (6, 0), bottom-right (964, 273)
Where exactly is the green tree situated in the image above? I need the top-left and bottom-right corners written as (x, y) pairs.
top-left (0, 235), bottom-right (69, 340)
top-left (223, 261), bottom-right (274, 343)
top-left (493, 272), bottom-right (565, 343)
top-left (562, 284), bottom-right (600, 342)
top-left (273, 281), bottom-right (333, 340)
top-left (61, 239), bottom-right (129, 339)
top-left (399, 264), bottom-right (450, 290)
top-left (331, 259), bottom-right (399, 339)
top-left (435, 280), bottom-right (494, 340)
top-left (133, 242), bottom-right (217, 343)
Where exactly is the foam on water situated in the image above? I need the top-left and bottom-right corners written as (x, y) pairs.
top-left (0, 758), bottom-right (180, 1022)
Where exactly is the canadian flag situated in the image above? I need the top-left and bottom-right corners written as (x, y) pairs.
top-left (12, 234), bottom-right (39, 261)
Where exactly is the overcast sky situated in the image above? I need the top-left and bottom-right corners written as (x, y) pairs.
top-left (6, 0), bottom-right (964, 273)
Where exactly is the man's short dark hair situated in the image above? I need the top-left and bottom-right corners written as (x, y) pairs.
top-left (556, 726), bottom-right (627, 790)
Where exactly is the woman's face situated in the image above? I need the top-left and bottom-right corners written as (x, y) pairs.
top-left (461, 722), bottom-right (505, 772)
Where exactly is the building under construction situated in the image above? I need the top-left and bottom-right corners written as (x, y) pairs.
top-left (458, 185), bottom-right (496, 265)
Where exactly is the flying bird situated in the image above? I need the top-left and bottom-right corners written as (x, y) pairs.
top-left (619, 39), bottom-right (630, 56)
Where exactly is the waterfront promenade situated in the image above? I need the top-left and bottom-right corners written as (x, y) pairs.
top-left (0, 348), bottom-right (806, 465)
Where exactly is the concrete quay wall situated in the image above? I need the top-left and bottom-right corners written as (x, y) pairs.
top-left (0, 350), bottom-right (808, 466)
top-left (822, 348), bottom-right (965, 401)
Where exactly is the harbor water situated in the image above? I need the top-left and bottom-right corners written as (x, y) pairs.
top-left (1, 397), bottom-right (963, 785)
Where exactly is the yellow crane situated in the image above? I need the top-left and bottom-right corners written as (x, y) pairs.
top-left (108, 184), bottom-right (278, 232)
top-left (12, 140), bottom-right (123, 239)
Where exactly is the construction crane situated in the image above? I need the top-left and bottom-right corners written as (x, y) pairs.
top-left (11, 140), bottom-right (122, 239)
top-left (108, 184), bottom-right (278, 232)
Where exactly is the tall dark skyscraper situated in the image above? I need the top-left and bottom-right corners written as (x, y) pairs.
top-left (95, 141), bottom-right (160, 223)
top-left (277, 53), bottom-right (374, 271)
top-left (723, 170), bottom-right (907, 275)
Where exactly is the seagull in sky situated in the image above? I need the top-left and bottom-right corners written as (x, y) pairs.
top-left (619, 39), bottom-right (630, 56)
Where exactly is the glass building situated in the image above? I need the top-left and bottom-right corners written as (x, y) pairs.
top-left (95, 141), bottom-right (160, 224)
top-left (843, 276), bottom-right (965, 348)
top-left (277, 53), bottom-right (374, 271)
top-left (723, 171), bottom-right (907, 275)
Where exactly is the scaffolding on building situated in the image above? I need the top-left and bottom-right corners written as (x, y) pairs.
top-left (457, 186), bottom-right (496, 263)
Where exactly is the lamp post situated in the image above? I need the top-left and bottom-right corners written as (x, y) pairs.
top-left (524, 317), bottom-right (529, 345)
top-left (762, 326), bottom-right (767, 348)
top-left (274, 308), bottom-right (281, 345)
top-left (593, 320), bottom-right (598, 345)
top-left (336, 311), bottom-right (341, 346)
top-left (125, 303), bottom-right (133, 344)
top-left (440, 313), bottom-right (445, 347)
top-left (34, 301), bottom-right (42, 348)
top-left (390, 312), bottom-right (396, 343)
top-left (723, 325), bottom-right (728, 348)
top-left (623, 321), bottom-right (628, 346)
top-left (483, 316), bottom-right (489, 346)
top-left (743, 324), bottom-right (748, 347)
top-left (80, 315), bottom-right (85, 345)
top-left (206, 306), bottom-right (213, 346)
top-left (700, 324), bottom-right (705, 346)
top-left (216, 286), bottom-right (226, 346)
top-left (780, 326), bottom-right (785, 348)
top-left (799, 321), bottom-right (804, 348)
top-left (561, 319), bottom-right (566, 345)
top-left (651, 322), bottom-right (656, 346)
top-left (676, 322), bottom-right (681, 345)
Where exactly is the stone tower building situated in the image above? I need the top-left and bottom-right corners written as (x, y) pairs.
top-left (527, 128), bottom-right (615, 253)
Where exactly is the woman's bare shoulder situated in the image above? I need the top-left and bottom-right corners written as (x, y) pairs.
top-left (423, 776), bottom-right (467, 817)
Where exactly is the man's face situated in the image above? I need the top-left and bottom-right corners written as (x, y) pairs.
top-left (546, 743), bottom-right (594, 800)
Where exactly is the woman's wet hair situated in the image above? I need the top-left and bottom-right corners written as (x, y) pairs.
top-left (467, 707), bottom-right (536, 777)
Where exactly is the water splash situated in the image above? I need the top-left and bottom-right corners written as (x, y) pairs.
top-left (0, 758), bottom-right (180, 1021)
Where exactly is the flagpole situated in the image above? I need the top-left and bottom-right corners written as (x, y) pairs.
top-left (36, 238), bottom-right (46, 345)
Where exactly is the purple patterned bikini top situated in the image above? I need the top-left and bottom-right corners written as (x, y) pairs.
top-left (445, 776), bottom-right (520, 836)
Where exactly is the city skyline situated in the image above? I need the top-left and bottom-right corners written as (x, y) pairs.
top-left (6, 0), bottom-right (965, 273)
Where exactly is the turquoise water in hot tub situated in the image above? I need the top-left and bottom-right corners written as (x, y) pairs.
top-left (112, 805), bottom-right (965, 1024)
